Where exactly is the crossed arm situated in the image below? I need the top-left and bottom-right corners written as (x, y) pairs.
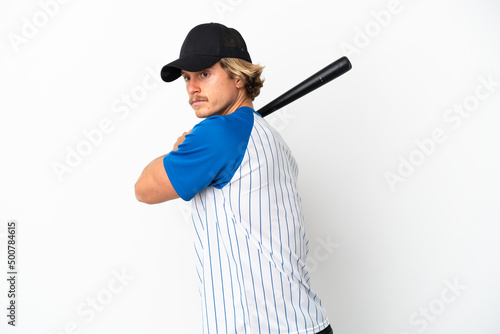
top-left (134, 130), bottom-right (191, 204)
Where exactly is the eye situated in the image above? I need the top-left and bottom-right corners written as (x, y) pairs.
top-left (182, 75), bottom-right (190, 82)
top-left (200, 72), bottom-right (209, 78)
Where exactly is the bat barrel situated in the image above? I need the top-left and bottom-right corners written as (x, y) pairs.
top-left (257, 56), bottom-right (352, 117)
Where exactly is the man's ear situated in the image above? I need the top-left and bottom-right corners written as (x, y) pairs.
top-left (235, 77), bottom-right (244, 89)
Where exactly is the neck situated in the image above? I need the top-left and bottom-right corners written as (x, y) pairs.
top-left (223, 94), bottom-right (253, 116)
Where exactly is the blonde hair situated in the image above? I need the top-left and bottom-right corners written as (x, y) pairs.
top-left (219, 58), bottom-right (265, 101)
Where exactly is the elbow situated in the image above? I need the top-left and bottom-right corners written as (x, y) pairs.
top-left (134, 167), bottom-right (179, 204)
top-left (134, 181), bottom-right (154, 204)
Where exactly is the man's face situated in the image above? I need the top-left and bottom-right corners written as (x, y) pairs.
top-left (181, 62), bottom-right (244, 118)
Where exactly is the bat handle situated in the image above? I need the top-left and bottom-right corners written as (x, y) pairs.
top-left (257, 56), bottom-right (352, 117)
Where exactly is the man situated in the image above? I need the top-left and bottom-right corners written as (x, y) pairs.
top-left (135, 23), bottom-right (333, 334)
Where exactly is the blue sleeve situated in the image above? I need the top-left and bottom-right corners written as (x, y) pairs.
top-left (163, 107), bottom-right (255, 201)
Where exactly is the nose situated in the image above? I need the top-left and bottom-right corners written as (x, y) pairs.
top-left (186, 77), bottom-right (200, 95)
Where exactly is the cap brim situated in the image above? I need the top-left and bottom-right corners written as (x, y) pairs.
top-left (160, 54), bottom-right (222, 82)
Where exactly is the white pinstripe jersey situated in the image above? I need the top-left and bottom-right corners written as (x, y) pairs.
top-left (165, 107), bottom-right (330, 333)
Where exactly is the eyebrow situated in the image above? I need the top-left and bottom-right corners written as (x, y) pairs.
top-left (181, 68), bottom-right (212, 76)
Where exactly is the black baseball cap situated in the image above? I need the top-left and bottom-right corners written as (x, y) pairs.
top-left (160, 23), bottom-right (252, 82)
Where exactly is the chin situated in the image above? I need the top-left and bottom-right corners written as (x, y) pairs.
top-left (194, 109), bottom-right (208, 118)
top-left (194, 108), bottom-right (218, 119)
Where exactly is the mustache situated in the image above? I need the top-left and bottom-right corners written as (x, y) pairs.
top-left (189, 95), bottom-right (208, 104)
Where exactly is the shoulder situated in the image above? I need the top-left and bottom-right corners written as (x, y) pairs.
top-left (197, 106), bottom-right (255, 132)
top-left (189, 106), bottom-right (256, 148)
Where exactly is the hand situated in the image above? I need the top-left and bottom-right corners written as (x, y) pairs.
top-left (172, 129), bottom-right (192, 151)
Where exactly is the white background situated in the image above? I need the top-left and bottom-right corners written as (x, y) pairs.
top-left (1, 0), bottom-right (499, 333)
